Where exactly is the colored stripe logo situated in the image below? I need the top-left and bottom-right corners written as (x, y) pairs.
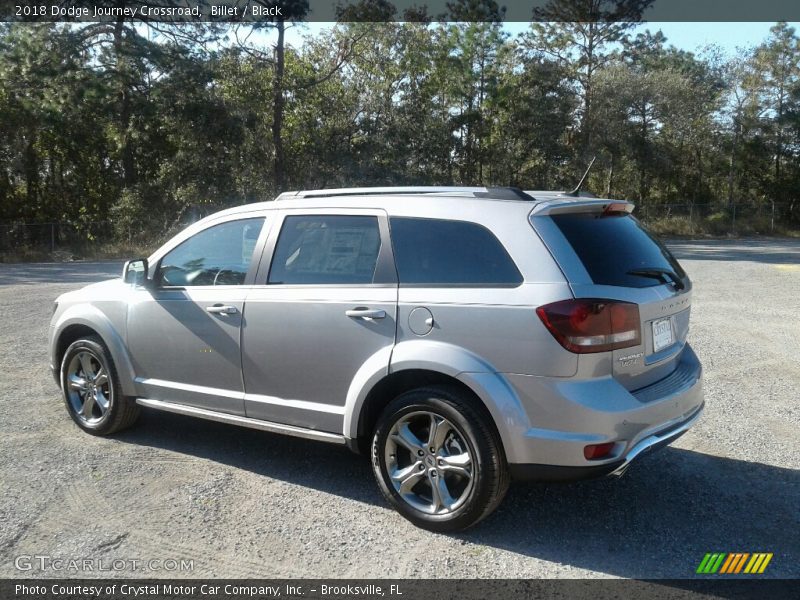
top-left (697, 553), bottom-right (773, 574)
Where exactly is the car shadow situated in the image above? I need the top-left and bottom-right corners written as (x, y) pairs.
top-left (115, 410), bottom-right (799, 579)
top-left (667, 239), bottom-right (800, 264)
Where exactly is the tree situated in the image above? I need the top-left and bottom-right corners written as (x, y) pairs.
top-left (752, 23), bottom-right (800, 198)
top-left (487, 46), bottom-right (575, 188)
top-left (524, 0), bottom-right (653, 164)
top-left (0, 23), bottom-right (115, 229)
top-left (3, 18), bottom-right (800, 247)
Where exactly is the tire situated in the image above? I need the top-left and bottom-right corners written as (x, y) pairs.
top-left (60, 336), bottom-right (140, 435)
top-left (371, 385), bottom-right (509, 532)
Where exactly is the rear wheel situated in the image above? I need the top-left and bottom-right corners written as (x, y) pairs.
top-left (371, 386), bottom-right (509, 531)
top-left (60, 336), bottom-right (139, 435)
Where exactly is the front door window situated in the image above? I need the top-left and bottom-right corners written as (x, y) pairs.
top-left (158, 218), bottom-right (265, 286)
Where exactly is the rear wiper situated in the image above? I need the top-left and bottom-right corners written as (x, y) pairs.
top-left (626, 267), bottom-right (685, 291)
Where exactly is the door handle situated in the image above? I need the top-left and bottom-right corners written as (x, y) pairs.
top-left (206, 305), bottom-right (239, 315)
top-left (345, 308), bottom-right (386, 320)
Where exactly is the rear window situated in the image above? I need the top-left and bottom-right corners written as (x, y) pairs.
top-left (550, 213), bottom-right (685, 288)
top-left (390, 217), bottom-right (522, 286)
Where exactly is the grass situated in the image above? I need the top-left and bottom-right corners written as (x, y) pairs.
top-left (642, 215), bottom-right (800, 238)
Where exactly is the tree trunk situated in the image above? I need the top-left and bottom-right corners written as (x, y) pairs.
top-left (775, 79), bottom-right (783, 190)
top-left (694, 147), bottom-right (702, 204)
top-left (24, 128), bottom-right (38, 219)
top-left (114, 15), bottom-right (134, 188)
top-left (605, 153), bottom-right (614, 198)
top-left (478, 46), bottom-right (485, 184)
top-left (272, 19), bottom-right (287, 193)
top-left (728, 120), bottom-right (739, 210)
top-left (582, 20), bottom-right (596, 163)
top-left (639, 166), bottom-right (646, 203)
top-left (639, 104), bottom-right (648, 203)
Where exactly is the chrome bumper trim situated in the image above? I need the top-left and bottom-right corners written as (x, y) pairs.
top-left (610, 402), bottom-right (704, 477)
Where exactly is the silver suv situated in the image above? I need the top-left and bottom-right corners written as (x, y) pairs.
top-left (49, 187), bottom-right (703, 531)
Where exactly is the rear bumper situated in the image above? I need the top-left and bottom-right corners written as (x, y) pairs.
top-left (505, 343), bottom-right (704, 480)
top-left (509, 460), bottom-right (623, 482)
top-left (608, 402), bottom-right (702, 476)
top-left (509, 401), bottom-right (702, 481)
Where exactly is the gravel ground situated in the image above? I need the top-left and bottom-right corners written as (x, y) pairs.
top-left (0, 241), bottom-right (798, 579)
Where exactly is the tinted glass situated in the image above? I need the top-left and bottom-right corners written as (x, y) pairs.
top-left (390, 217), bottom-right (522, 286)
top-left (269, 215), bottom-right (381, 285)
top-left (551, 213), bottom-right (686, 288)
top-left (159, 218), bottom-right (264, 286)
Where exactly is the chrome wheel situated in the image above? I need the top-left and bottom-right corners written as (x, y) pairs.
top-left (65, 350), bottom-right (111, 424)
top-left (384, 411), bottom-right (474, 515)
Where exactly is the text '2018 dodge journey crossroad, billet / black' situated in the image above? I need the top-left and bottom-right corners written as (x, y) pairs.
top-left (49, 186), bottom-right (703, 531)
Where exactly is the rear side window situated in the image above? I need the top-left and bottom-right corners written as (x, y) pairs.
top-left (390, 217), bottom-right (522, 286)
top-left (269, 215), bottom-right (381, 285)
top-left (550, 213), bottom-right (686, 288)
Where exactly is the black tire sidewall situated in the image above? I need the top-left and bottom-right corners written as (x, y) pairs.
top-left (371, 388), bottom-right (503, 532)
top-left (61, 337), bottom-right (120, 435)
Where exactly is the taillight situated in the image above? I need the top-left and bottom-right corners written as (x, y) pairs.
top-left (603, 202), bottom-right (631, 214)
top-left (536, 299), bottom-right (641, 353)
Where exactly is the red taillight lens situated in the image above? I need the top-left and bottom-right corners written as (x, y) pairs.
top-left (603, 202), bottom-right (631, 215)
top-left (536, 299), bottom-right (641, 353)
top-left (584, 442), bottom-right (615, 460)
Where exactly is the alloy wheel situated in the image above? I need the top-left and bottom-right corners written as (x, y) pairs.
top-left (65, 350), bottom-right (111, 424)
top-left (383, 410), bottom-right (474, 515)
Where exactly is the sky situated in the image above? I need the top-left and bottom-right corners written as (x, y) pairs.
top-left (623, 22), bottom-right (794, 54)
top-left (279, 21), bottom-right (798, 56)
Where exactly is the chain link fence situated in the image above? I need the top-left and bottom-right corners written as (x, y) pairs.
top-left (0, 221), bottom-right (126, 260)
top-left (636, 201), bottom-right (797, 236)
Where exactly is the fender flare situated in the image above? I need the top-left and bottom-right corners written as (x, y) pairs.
top-left (52, 305), bottom-right (137, 397)
top-left (342, 340), bottom-right (531, 462)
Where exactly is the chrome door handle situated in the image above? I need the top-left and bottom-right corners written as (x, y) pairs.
top-left (345, 308), bottom-right (386, 320)
top-left (206, 305), bottom-right (239, 315)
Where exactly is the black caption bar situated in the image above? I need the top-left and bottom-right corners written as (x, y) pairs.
top-left (2, 579), bottom-right (799, 600)
top-left (2, 0), bottom-right (800, 23)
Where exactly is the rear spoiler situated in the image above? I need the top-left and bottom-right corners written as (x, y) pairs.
top-left (529, 198), bottom-right (635, 216)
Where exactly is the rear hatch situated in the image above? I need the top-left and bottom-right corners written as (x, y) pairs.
top-left (530, 201), bottom-right (691, 391)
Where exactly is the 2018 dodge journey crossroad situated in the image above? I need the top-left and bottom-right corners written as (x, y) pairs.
top-left (49, 186), bottom-right (703, 531)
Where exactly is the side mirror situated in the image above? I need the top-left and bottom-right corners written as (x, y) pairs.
top-left (122, 258), bottom-right (149, 287)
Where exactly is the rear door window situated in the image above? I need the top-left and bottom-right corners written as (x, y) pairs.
top-left (390, 217), bottom-right (522, 286)
top-left (550, 213), bottom-right (685, 288)
top-left (268, 215), bottom-right (381, 285)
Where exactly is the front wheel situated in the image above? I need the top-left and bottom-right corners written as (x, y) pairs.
top-left (60, 336), bottom-right (140, 435)
top-left (371, 386), bottom-right (509, 531)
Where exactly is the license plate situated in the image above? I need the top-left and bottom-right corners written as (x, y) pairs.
top-left (652, 317), bottom-right (674, 353)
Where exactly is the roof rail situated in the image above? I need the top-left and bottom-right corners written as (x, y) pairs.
top-left (525, 190), bottom-right (597, 199)
top-left (275, 186), bottom-right (535, 202)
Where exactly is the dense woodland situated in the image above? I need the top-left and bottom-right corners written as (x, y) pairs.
top-left (2, 3), bottom-right (800, 246)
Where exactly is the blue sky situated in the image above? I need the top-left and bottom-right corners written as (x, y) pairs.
top-left (281, 21), bottom-right (797, 56)
top-left (625, 22), bottom-right (794, 54)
